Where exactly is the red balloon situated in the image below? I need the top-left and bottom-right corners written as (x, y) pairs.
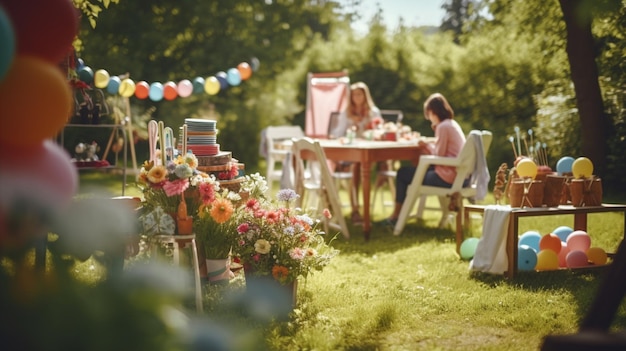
top-left (0, 0), bottom-right (79, 63)
top-left (163, 81), bottom-right (177, 100)
top-left (539, 233), bottom-right (561, 254)
top-left (237, 62), bottom-right (252, 80)
top-left (135, 81), bottom-right (150, 99)
top-left (0, 55), bottom-right (73, 146)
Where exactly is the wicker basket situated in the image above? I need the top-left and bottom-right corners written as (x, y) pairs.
top-left (569, 177), bottom-right (602, 207)
top-left (508, 178), bottom-right (545, 208)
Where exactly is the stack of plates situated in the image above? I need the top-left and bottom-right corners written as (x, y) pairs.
top-left (184, 119), bottom-right (219, 155)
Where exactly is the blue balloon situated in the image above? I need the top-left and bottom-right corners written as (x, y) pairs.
top-left (215, 71), bottom-right (228, 90)
top-left (518, 245), bottom-right (538, 271)
top-left (552, 226), bottom-right (573, 242)
top-left (78, 66), bottom-right (94, 84)
top-left (77, 58), bottom-right (85, 70)
top-left (192, 76), bottom-right (205, 94)
top-left (0, 6), bottom-right (15, 82)
top-left (556, 156), bottom-right (575, 175)
top-left (519, 230), bottom-right (541, 252)
top-left (149, 82), bottom-right (164, 101)
top-left (226, 68), bottom-right (241, 86)
top-left (106, 76), bottom-right (121, 95)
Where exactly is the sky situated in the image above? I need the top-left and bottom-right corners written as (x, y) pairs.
top-left (340, 0), bottom-right (447, 34)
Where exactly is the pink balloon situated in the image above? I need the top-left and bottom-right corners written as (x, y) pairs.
top-left (557, 242), bottom-right (570, 268)
top-left (566, 230), bottom-right (591, 252)
top-left (566, 250), bottom-right (588, 268)
top-left (0, 140), bottom-right (78, 212)
top-left (177, 79), bottom-right (193, 98)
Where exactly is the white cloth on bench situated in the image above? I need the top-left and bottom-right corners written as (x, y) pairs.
top-left (470, 205), bottom-right (511, 274)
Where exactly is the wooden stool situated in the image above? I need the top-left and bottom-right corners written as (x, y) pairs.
top-left (151, 234), bottom-right (203, 313)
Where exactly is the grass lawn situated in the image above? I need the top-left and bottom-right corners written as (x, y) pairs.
top-left (75, 170), bottom-right (626, 351)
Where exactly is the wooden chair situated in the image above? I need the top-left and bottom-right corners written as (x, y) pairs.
top-left (291, 137), bottom-right (350, 239)
top-left (264, 125), bottom-right (304, 191)
top-left (393, 130), bottom-right (492, 252)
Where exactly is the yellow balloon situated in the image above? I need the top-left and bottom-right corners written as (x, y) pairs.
top-left (586, 247), bottom-right (607, 265)
top-left (535, 250), bottom-right (559, 271)
top-left (204, 76), bottom-right (220, 95)
top-left (94, 69), bottom-right (110, 89)
top-left (516, 158), bottom-right (537, 179)
top-left (118, 78), bottom-right (136, 97)
top-left (572, 157), bottom-right (593, 179)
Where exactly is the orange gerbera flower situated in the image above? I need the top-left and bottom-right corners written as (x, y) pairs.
top-left (210, 198), bottom-right (234, 224)
top-left (147, 165), bottom-right (167, 184)
top-left (272, 265), bottom-right (290, 283)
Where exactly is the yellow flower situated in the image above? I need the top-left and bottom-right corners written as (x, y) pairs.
top-left (254, 239), bottom-right (271, 254)
top-left (147, 165), bottom-right (167, 184)
top-left (210, 198), bottom-right (234, 224)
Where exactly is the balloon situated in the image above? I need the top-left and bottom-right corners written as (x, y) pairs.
top-left (0, 6), bottom-right (15, 82)
top-left (226, 68), bottom-right (242, 86)
top-left (586, 247), bottom-right (607, 265)
top-left (519, 230), bottom-right (541, 252)
top-left (518, 245), bottom-right (537, 271)
top-left (460, 237), bottom-right (479, 260)
top-left (566, 250), bottom-right (588, 268)
top-left (78, 66), bottom-right (93, 84)
top-left (0, 56), bottom-right (72, 146)
top-left (557, 242), bottom-right (569, 267)
top-left (216, 71), bottom-right (228, 90)
top-left (516, 158), bottom-right (537, 179)
top-left (118, 78), bottom-right (136, 98)
top-left (539, 233), bottom-right (561, 254)
top-left (149, 82), bottom-right (164, 101)
top-left (77, 58), bottom-right (84, 70)
top-left (566, 230), bottom-right (591, 252)
top-left (556, 156), bottom-right (574, 175)
top-left (572, 157), bottom-right (593, 179)
top-left (106, 76), bottom-right (121, 95)
top-left (177, 79), bottom-right (193, 98)
top-left (535, 250), bottom-right (559, 271)
top-left (0, 139), bottom-right (78, 211)
top-left (192, 76), bottom-right (205, 94)
top-left (163, 81), bottom-right (177, 100)
top-left (250, 57), bottom-right (260, 72)
top-left (135, 81), bottom-right (150, 99)
top-left (204, 76), bottom-right (220, 95)
top-left (552, 225), bottom-right (573, 242)
top-left (237, 62), bottom-right (252, 80)
top-left (93, 69), bottom-right (110, 89)
top-left (1, 0), bottom-right (78, 63)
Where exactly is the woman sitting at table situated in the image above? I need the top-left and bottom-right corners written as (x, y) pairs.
top-left (379, 92), bottom-right (466, 226)
top-left (328, 81), bottom-right (383, 224)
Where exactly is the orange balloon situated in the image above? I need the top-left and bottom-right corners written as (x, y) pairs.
top-left (0, 55), bottom-right (72, 146)
top-left (163, 81), bottom-right (178, 100)
top-left (237, 62), bottom-right (252, 80)
top-left (539, 233), bottom-right (561, 254)
top-left (135, 81), bottom-right (150, 99)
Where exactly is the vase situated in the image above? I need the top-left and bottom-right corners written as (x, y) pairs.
top-left (205, 258), bottom-right (232, 285)
top-left (243, 264), bottom-right (297, 310)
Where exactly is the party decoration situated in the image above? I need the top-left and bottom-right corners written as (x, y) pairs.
top-left (192, 76), bottom-right (205, 94)
top-left (163, 81), bottom-right (177, 100)
top-left (572, 157), bottom-right (593, 179)
top-left (518, 245), bottom-right (537, 271)
top-left (552, 225), bottom-right (573, 242)
top-left (0, 5), bottom-right (15, 82)
top-left (586, 247), bottom-right (607, 265)
top-left (78, 66), bottom-right (94, 84)
top-left (216, 71), bottom-right (228, 90)
top-left (557, 242), bottom-right (570, 267)
top-left (0, 56), bottom-right (72, 146)
top-left (106, 76), bottom-right (121, 95)
top-left (535, 250), bottom-right (559, 271)
top-left (519, 230), bottom-right (541, 252)
top-left (177, 79), bottom-right (193, 98)
top-left (204, 76), bottom-right (220, 95)
top-left (516, 158), bottom-right (537, 179)
top-left (566, 230), bottom-right (591, 252)
top-left (135, 81), bottom-right (149, 99)
top-left (94, 69), bottom-right (110, 89)
top-left (237, 62), bottom-right (252, 80)
top-left (556, 156), bottom-right (574, 175)
top-left (119, 78), bottom-right (136, 98)
top-left (460, 237), bottom-right (479, 260)
top-left (0, 0), bottom-right (78, 63)
top-left (565, 250), bottom-right (588, 268)
top-left (250, 57), bottom-right (260, 72)
top-left (149, 82), bottom-right (164, 101)
top-left (539, 233), bottom-right (561, 254)
top-left (226, 68), bottom-right (241, 86)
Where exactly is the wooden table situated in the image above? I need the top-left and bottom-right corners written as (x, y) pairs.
top-left (459, 204), bottom-right (626, 278)
top-left (317, 139), bottom-right (425, 239)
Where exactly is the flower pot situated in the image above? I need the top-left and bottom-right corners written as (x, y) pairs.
top-left (508, 178), bottom-right (544, 208)
top-left (570, 177), bottom-right (602, 207)
top-left (543, 174), bottom-right (567, 207)
top-left (243, 264), bottom-right (297, 309)
top-left (206, 258), bottom-right (232, 285)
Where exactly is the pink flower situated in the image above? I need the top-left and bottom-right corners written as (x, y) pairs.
top-left (163, 178), bottom-right (190, 197)
top-left (253, 254), bottom-right (261, 262)
top-left (289, 247), bottom-right (305, 260)
top-left (323, 208), bottom-right (332, 219)
top-left (237, 223), bottom-right (250, 233)
top-left (198, 182), bottom-right (215, 204)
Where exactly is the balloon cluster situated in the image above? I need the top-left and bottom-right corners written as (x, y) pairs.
top-left (76, 58), bottom-right (259, 101)
top-left (0, 0), bottom-right (79, 251)
top-left (517, 226), bottom-right (608, 271)
top-left (556, 156), bottom-right (593, 178)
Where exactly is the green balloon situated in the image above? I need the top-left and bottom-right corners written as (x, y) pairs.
top-left (460, 237), bottom-right (479, 260)
top-left (78, 66), bottom-right (94, 84)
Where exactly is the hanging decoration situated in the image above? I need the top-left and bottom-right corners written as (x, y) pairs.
top-left (73, 57), bottom-right (259, 102)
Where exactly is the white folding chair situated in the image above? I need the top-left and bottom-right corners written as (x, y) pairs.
top-left (291, 137), bottom-right (350, 239)
top-left (393, 130), bottom-right (492, 253)
top-left (264, 125), bottom-right (304, 191)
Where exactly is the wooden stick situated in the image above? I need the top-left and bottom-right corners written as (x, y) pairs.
top-left (509, 136), bottom-right (518, 159)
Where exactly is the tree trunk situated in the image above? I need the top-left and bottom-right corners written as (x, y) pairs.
top-left (558, 0), bottom-right (608, 178)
